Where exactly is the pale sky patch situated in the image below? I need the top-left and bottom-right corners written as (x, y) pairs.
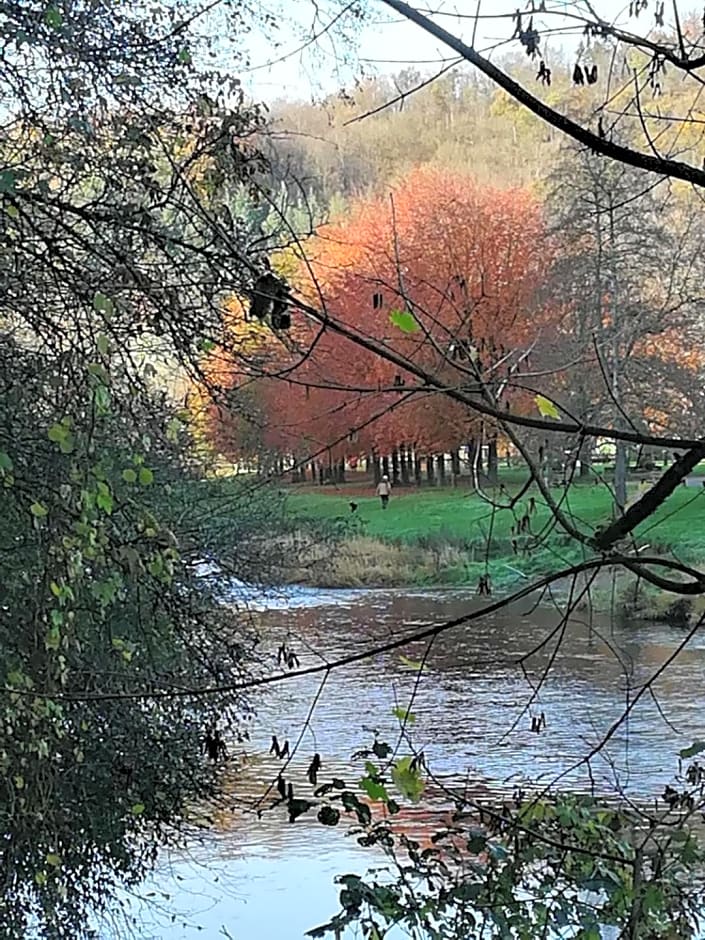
top-left (238, 0), bottom-right (641, 100)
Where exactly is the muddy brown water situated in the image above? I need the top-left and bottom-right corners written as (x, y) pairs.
top-left (106, 584), bottom-right (705, 939)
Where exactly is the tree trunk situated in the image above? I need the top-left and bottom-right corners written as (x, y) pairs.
top-left (318, 464), bottom-right (324, 486)
top-left (372, 451), bottom-right (381, 485)
top-left (391, 448), bottom-right (400, 485)
top-left (382, 455), bottom-right (391, 480)
top-left (614, 442), bottom-right (628, 514)
top-left (451, 449), bottom-right (461, 486)
top-left (467, 439), bottom-right (480, 481)
top-left (400, 444), bottom-right (410, 484)
top-left (487, 438), bottom-right (499, 484)
top-left (578, 440), bottom-right (592, 479)
top-left (437, 454), bottom-right (446, 486)
top-left (414, 449), bottom-right (422, 487)
top-left (336, 458), bottom-right (346, 483)
top-left (425, 455), bottom-right (436, 486)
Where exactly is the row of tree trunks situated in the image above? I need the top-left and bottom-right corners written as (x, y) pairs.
top-left (289, 442), bottom-right (502, 485)
top-left (291, 459), bottom-right (346, 484)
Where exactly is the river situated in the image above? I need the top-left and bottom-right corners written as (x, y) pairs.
top-left (106, 584), bottom-right (705, 939)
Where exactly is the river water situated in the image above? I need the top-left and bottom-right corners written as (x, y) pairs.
top-left (108, 584), bottom-right (705, 939)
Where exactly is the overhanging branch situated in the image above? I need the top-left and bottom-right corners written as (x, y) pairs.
top-left (379, 0), bottom-right (705, 189)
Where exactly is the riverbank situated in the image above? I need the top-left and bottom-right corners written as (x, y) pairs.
top-left (281, 480), bottom-right (705, 619)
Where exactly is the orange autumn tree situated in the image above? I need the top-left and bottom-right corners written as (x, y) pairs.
top-left (288, 167), bottom-right (554, 477)
top-left (200, 168), bottom-right (557, 480)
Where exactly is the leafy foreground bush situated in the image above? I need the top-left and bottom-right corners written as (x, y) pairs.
top-left (306, 734), bottom-right (705, 940)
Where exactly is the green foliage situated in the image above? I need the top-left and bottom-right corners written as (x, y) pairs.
top-left (311, 784), bottom-right (705, 939)
top-left (0, 0), bottom-right (278, 932)
top-left (389, 309), bottom-right (419, 333)
top-left (390, 756), bottom-right (424, 803)
top-left (304, 728), bottom-right (705, 940)
top-left (680, 741), bottom-right (705, 760)
top-left (398, 655), bottom-right (422, 671)
top-left (0, 338), bottom-right (270, 936)
top-left (392, 705), bottom-right (416, 723)
top-left (360, 761), bottom-right (389, 803)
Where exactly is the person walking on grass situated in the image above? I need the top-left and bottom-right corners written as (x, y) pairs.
top-left (376, 474), bottom-right (392, 509)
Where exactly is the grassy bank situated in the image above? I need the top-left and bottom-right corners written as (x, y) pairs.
top-left (282, 478), bottom-right (705, 608)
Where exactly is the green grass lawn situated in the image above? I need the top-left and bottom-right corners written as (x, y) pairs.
top-left (285, 478), bottom-right (705, 566)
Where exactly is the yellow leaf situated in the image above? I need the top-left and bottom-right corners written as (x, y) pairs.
top-left (399, 655), bottom-right (422, 671)
top-left (534, 394), bottom-right (560, 419)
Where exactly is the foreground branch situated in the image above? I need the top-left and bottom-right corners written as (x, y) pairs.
top-left (291, 294), bottom-right (704, 450)
top-left (379, 0), bottom-right (705, 189)
top-left (593, 444), bottom-right (705, 551)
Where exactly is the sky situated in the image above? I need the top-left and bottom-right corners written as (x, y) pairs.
top-left (238, 0), bottom-right (636, 101)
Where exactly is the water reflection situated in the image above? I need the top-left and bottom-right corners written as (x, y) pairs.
top-left (109, 586), bottom-right (704, 938)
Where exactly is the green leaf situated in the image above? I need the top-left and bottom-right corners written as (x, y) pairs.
top-left (138, 467), bottom-right (154, 486)
top-left (392, 706), bottom-right (416, 724)
top-left (131, 803), bottom-right (145, 816)
top-left (30, 501), bottom-right (48, 518)
top-left (96, 334), bottom-right (110, 356)
top-left (466, 829), bottom-right (487, 853)
top-left (0, 450), bottom-right (12, 471)
top-left (389, 309), bottom-right (419, 334)
top-left (534, 394), bottom-right (560, 419)
top-left (87, 362), bottom-right (110, 383)
top-left (93, 292), bottom-right (114, 316)
top-left (177, 47), bottom-right (192, 65)
top-left (122, 468), bottom-right (137, 484)
top-left (95, 481), bottom-right (113, 514)
top-left (45, 853), bottom-right (61, 867)
top-left (0, 169), bottom-right (17, 194)
top-left (360, 775), bottom-right (388, 803)
top-left (679, 740), bottom-right (705, 760)
top-left (94, 384), bottom-right (111, 414)
top-left (391, 756), bottom-right (424, 803)
top-left (198, 337), bottom-right (215, 353)
top-left (47, 422), bottom-right (74, 454)
top-left (45, 626), bottom-right (60, 651)
top-left (44, 5), bottom-right (63, 28)
top-left (166, 417), bottom-right (181, 443)
top-left (399, 654), bottom-right (422, 671)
